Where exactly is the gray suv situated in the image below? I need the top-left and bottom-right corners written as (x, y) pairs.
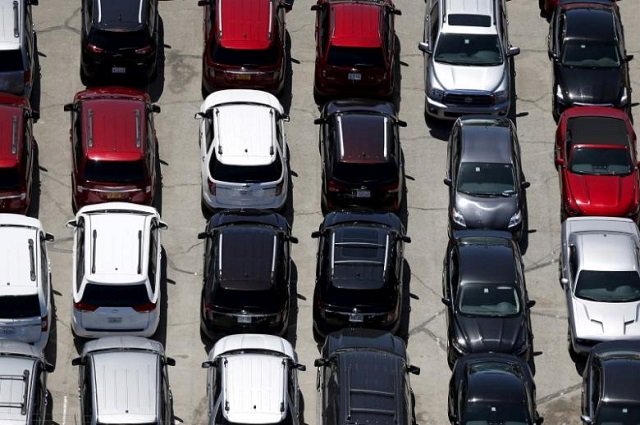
top-left (419, 0), bottom-right (520, 120)
top-left (0, 340), bottom-right (53, 425)
top-left (72, 337), bottom-right (176, 425)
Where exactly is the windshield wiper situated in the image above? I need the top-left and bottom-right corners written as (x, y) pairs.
top-left (501, 190), bottom-right (516, 197)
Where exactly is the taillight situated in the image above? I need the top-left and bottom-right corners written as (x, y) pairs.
top-left (381, 182), bottom-right (400, 193)
top-left (40, 315), bottom-right (48, 331)
top-left (327, 179), bottom-right (347, 193)
top-left (23, 69), bottom-right (31, 85)
top-left (133, 302), bottom-right (157, 313)
top-left (274, 180), bottom-right (284, 196)
top-left (134, 45), bottom-right (153, 55)
top-left (74, 302), bottom-right (98, 312)
top-left (208, 179), bottom-right (216, 195)
top-left (86, 43), bottom-right (104, 54)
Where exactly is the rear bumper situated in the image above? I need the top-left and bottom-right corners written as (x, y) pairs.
top-left (71, 310), bottom-right (159, 339)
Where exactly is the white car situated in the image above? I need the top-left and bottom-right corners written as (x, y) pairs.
top-left (0, 214), bottom-right (53, 350)
top-left (197, 89), bottom-right (290, 213)
top-left (67, 202), bottom-right (167, 338)
top-left (561, 217), bottom-right (640, 356)
top-left (202, 334), bottom-right (305, 425)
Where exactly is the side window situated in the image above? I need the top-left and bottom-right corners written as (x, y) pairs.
top-left (569, 245), bottom-right (578, 282)
top-left (73, 109), bottom-right (83, 168)
top-left (590, 365), bottom-right (600, 415)
top-left (148, 225), bottom-right (158, 293)
top-left (449, 249), bottom-right (459, 297)
top-left (82, 363), bottom-right (94, 425)
top-left (147, 118), bottom-right (155, 169)
top-left (429, 2), bottom-right (439, 45)
top-left (320, 8), bottom-right (330, 52)
top-left (76, 219), bottom-right (85, 292)
top-left (83, 0), bottom-right (93, 33)
top-left (30, 365), bottom-right (43, 425)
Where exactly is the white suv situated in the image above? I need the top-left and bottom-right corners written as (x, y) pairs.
top-left (419, 0), bottom-right (520, 120)
top-left (202, 334), bottom-right (305, 425)
top-left (0, 215), bottom-right (52, 350)
top-left (67, 203), bottom-right (167, 338)
top-left (197, 89), bottom-right (289, 213)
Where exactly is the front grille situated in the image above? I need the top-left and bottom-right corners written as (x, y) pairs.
top-left (444, 93), bottom-right (494, 105)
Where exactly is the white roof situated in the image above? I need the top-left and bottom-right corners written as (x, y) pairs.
top-left (210, 334), bottom-right (296, 361)
top-left (0, 0), bottom-right (21, 49)
top-left (0, 215), bottom-right (43, 296)
top-left (442, 0), bottom-right (497, 35)
top-left (200, 89), bottom-right (284, 115)
top-left (0, 355), bottom-right (34, 423)
top-left (77, 202), bottom-right (160, 217)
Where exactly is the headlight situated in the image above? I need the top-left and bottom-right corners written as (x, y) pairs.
top-left (428, 87), bottom-right (445, 101)
top-left (620, 87), bottom-right (628, 106)
top-left (452, 208), bottom-right (466, 227)
top-left (494, 90), bottom-right (509, 103)
top-left (508, 210), bottom-right (522, 229)
top-left (555, 85), bottom-right (565, 102)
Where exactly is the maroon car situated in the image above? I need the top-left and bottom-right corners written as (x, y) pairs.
top-left (311, 0), bottom-right (401, 102)
top-left (64, 87), bottom-right (161, 211)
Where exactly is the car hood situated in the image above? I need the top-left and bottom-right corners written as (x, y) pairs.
top-left (455, 192), bottom-right (519, 230)
top-left (433, 61), bottom-right (505, 92)
top-left (565, 172), bottom-right (638, 216)
top-left (455, 314), bottom-right (526, 354)
top-left (571, 297), bottom-right (640, 340)
top-left (559, 66), bottom-right (623, 105)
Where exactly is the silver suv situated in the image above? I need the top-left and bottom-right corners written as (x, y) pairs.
top-left (72, 336), bottom-right (176, 425)
top-left (561, 217), bottom-right (640, 358)
top-left (419, 0), bottom-right (520, 120)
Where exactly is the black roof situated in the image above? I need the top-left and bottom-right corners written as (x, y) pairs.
top-left (321, 211), bottom-right (405, 234)
top-left (567, 116), bottom-right (629, 147)
top-left (93, 0), bottom-right (148, 31)
top-left (207, 210), bottom-right (290, 233)
top-left (330, 225), bottom-right (388, 289)
top-left (322, 99), bottom-right (398, 118)
top-left (454, 233), bottom-right (518, 286)
top-left (564, 7), bottom-right (615, 41)
top-left (600, 356), bottom-right (640, 405)
top-left (322, 328), bottom-right (407, 359)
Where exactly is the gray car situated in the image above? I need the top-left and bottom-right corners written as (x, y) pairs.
top-left (71, 336), bottom-right (176, 425)
top-left (561, 217), bottom-right (640, 358)
top-left (444, 116), bottom-right (530, 246)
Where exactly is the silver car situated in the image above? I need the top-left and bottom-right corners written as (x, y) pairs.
top-left (418, 0), bottom-right (520, 120)
top-left (561, 217), bottom-right (640, 357)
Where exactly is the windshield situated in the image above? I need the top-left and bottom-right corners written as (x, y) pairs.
top-left (575, 270), bottom-right (640, 303)
top-left (0, 295), bottom-right (40, 318)
top-left (0, 167), bottom-right (22, 190)
top-left (596, 403), bottom-right (640, 424)
top-left (327, 46), bottom-right (385, 67)
top-left (569, 147), bottom-right (632, 176)
top-left (458, 283), bottom-right (520, 317)
top-left (561, 40), bottom-right (621, 68)
top-left (435, 34), bottom-right (503, 66)
top-left (462, 401), bottom-right (528, 424)
top-left (457, 163), bottom-right (516, 196)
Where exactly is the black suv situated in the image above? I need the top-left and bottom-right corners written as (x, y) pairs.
top-left (442, 230), bottom-right (537, 371)
top-left (315, 100), bottom-right (407, 213)
top-left (311, 211), bottom-right (410, 342)
top-left (444, 117), bottom-right (529, 247)
top-left (315, 329), bottom-right (420, 425)
top-left (548, 0), bottom-right (633, 121)
top-left (448, 353), bottom-right (543, 425)
top-left (198, 210), bottom-right (297, 338)
top-left (581, 341), bottom-right (640, 424)
top-left (80, 0), bottom-right (160, 82)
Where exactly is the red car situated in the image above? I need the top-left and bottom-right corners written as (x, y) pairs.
top-left (311, 0), bottom-right (401, 102)
top-left (198, 0), bottom-right (291, 97)
top-left (64, 87), bottom-right (161, 211)
top-left (0, 94), bottom-right (37, 214)
top-left (555, 106), bottom-right (639, 221)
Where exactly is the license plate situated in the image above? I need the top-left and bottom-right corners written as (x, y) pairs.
top-left (107, 317), bottom-right (122, 324)
top-left (349, 314), bottom-right (363, 323)
top-left (112, 66), bottom-right (126, 74)
top-left (355, 190), bottom-right (371, 198)
top-left (348, 72), bottom-right (361, 81)
top-left (105, 192), bottom-right (123, 199)
top-left (235, 74), bottom-right (251, 80)
top-left (237, 316), bottom-right (251, 324)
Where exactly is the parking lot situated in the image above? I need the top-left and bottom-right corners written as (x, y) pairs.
top-left (33, 0), bottom-right (640, 424)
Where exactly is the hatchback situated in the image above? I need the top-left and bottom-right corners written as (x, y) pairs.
top-left (80, 0), bottom-right (160, 82)
top-left (198, 89), bottom-right (289, 213)
top-left (555, 106), bottom-right (639, 221)
top-left (311, 0), bottom-right (401, 101)
top-left (64, 87), bottom-right (161, 211)
top-left (315, 99), bottom-right (406, 213)
top-left (0, 0), bottom-right (38, 99)
top-left (0, 94), bottom-right (37, 214)
top-left (198, 210), bottom-right (297, 338)
top-left (67, 203), bottom-right (167, 338)
top-left (312, 211), bottom-right (410, 342)
top-left (199, 0), bottom-right (290, 96)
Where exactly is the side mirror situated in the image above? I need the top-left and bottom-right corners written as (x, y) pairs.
top-left (28, 0), bottom-right (38, 4)
top-left (157, 221), bottom-right (169, 230)
top-left (30, 110), bottom-right (40, 121)
top-left (201, 360), bottom-right (215, 368)
top-left (295, 363), bottom-right (306, 371)
top-left (63, 103), bottom-right (74, 112)
top-left (197, 0), bottom-right (208, 5)
top-left (194, 111), bottom-right (207, 120)
top-left (44, 233), bottom-right (55, 242)
top-left (507, 46), bottom-right (521, 57)
top-left (71, 357), bottom-right (83, 366)
top-left (65, 220), bottom-right (77, 228)
top-left (288, 235), bottom-right (299, 244)
top-left (314, 358), bottom-right (328, 367)
top-left (391, 8), bottom-right (401, 15)
top-left (396, 120), bottom-right (407, 128)
top-left (151, 104), bottom-right (161, 113)
top-left (400, 235), bottom-right (411, 243)
top-left (165, 357), bottom-right (176, 366)
top-left (407, 365), bottom-right (420, 375)
top-left (311, 230), bottom-right (321, 239)
top-left (313, 118), bottom-right (325, 125)
top-left (44, 362), bottom-right (54, 373)
top-left (197, 231), bottom-right (209, 240)
top-left (536, 417), bottom-right (545, 425)
top-left (560, 277), bottom-right (569, 288)
top-left (280, 114), bottom-right (290, 122)
top-left (527, 300), bottom-right (536, 308)
top-left (521, 181), bottom-right (531, 190)
top-left (310, 4), bottom-right (321, 11)
top-left (418, 42), bottom-right (432, 54)
top-left (580, 416), bottom-right (592, 425)
top-left (555, 157), bottom-right (565, 167)
top-left (626, 54), bottom-right (634, 62)
top-left (443, 178), bottom-right (452, 186)
top-left (441, 297), bottom-right (451, 307)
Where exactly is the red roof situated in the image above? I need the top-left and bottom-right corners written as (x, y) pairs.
top-left (75, 86), bottom-right (148, 103)
top-left (331, 2), bottom-right (383, 48)
top-left (218, 0), bottom-right (274, 50)
top-left (0, 104), bottom-right (24, 168)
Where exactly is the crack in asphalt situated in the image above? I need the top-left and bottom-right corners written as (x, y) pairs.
top-left (538, 383), bottom-right (581, 405)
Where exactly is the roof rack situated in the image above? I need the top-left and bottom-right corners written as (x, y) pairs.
top-left (11, 116), bottom-right (18, 155)
top-left (336, 115), bottom-right (345, 158)
top-left (217, 234), bottom-right (223, 278)
top-left (91, 229), bottom-right (97, 274)
top-left (270, 235), bottom-right (277, 280)
top-left (12, 1), bottom-right (18, 39)
top-left (135, 109), bottom-right (142, 149)
top-left (28, 239), bottom-right (35, 282)
top-left (87, 109), bottom-right (94, 148)
top-left (137, 230), bottom-right (143, 275)
top-left (345, 364), bottom-right (397, 422)
top-left (268, 0), bottom-right (274, 40)
top-left (0, 369), bottom-right (30, 416)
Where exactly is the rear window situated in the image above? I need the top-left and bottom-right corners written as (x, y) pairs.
top-left (327, 46), bottom-right (385, 67)
top-left (84, 160), bottom-right (147, 183)
top-left (0, 167), bottom-right (22, 190)
top-left (0, 294), bottom-right (40, 318)
top-left (0, 50), bottom-right (24, 72)
top-left (212, 44), bottom-right (279, 67)
top-left (211, 153), bottom-right (282, 183)
top-left (81, 283), bottom-right (150, 307)
top-left (88, 29), bottom-right (151, 49)
top-left (447, 14), bottom-right (491, 27)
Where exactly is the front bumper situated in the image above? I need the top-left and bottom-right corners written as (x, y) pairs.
top-left (425, 94), bottom-right (511, 120)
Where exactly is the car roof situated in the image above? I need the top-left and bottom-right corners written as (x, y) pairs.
top-left (323, 99), bottom-right (397, 117)
top-left (335, 112), bottom-right (393, 164)
top-left (0, 215), bottom-right (44, 296)
top-left (323, 328), bottom-right (407, 358)
top-left (210, 334), bottom-right (296, 360)
top-left (566, 115), bottom-right (629, 147)
top-left (81, 97), bottom-right (147, 162)
top-left (0, 352), bottom-right (38, 423)
top-left (217, 0), bottom-right (275, 50)
top-left (457, 237), bottom-right (517, 285)
top-left (441, 0), bottom-right (497, 35)
top-left (564, 7), bottom-right (615, 41)
top-left (459, 121), bottom-right (514, 164)
top-left (208, 210), bottom-right (289, 233)
top-left (0, 0), bottom-right (23, 49)
top-left (0, 103), bottom-right (25, 169)
top-left (92, 0), bottom-right (147, 31)
top-left (330, 2), bottom-right (384, 48)
top-left (82, 335), bottom-right (165, 356)
top-left (576, 232), bottom-right (638, 272)
top-left (322, 211), bottom-right (404, 232)
top-left (600, 356), bottom-right (640, 404)
top-left (465, 360), bottom-right (527, 403)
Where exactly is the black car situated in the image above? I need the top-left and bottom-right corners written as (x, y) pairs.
top-left (311, 211), bottom-right (410, 342)
top-left (314, 100), bottom-right (407, 214)
top-left (548, 0), bottom-right (633, 121)
top-left (80, 0), bottom-right (160, 83)
top-left (315, 329), bottom-right (420, 425)
top-left (198, 210), bottom-right (297, 338)
top-left (581, 341), bottom-right (640, 424)
top-left (444, 116), bottom-right (529, 246)
top-left (442, 230), bottom-right (537, 371)
top-left (448, 353), bottom-right (543, 425)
